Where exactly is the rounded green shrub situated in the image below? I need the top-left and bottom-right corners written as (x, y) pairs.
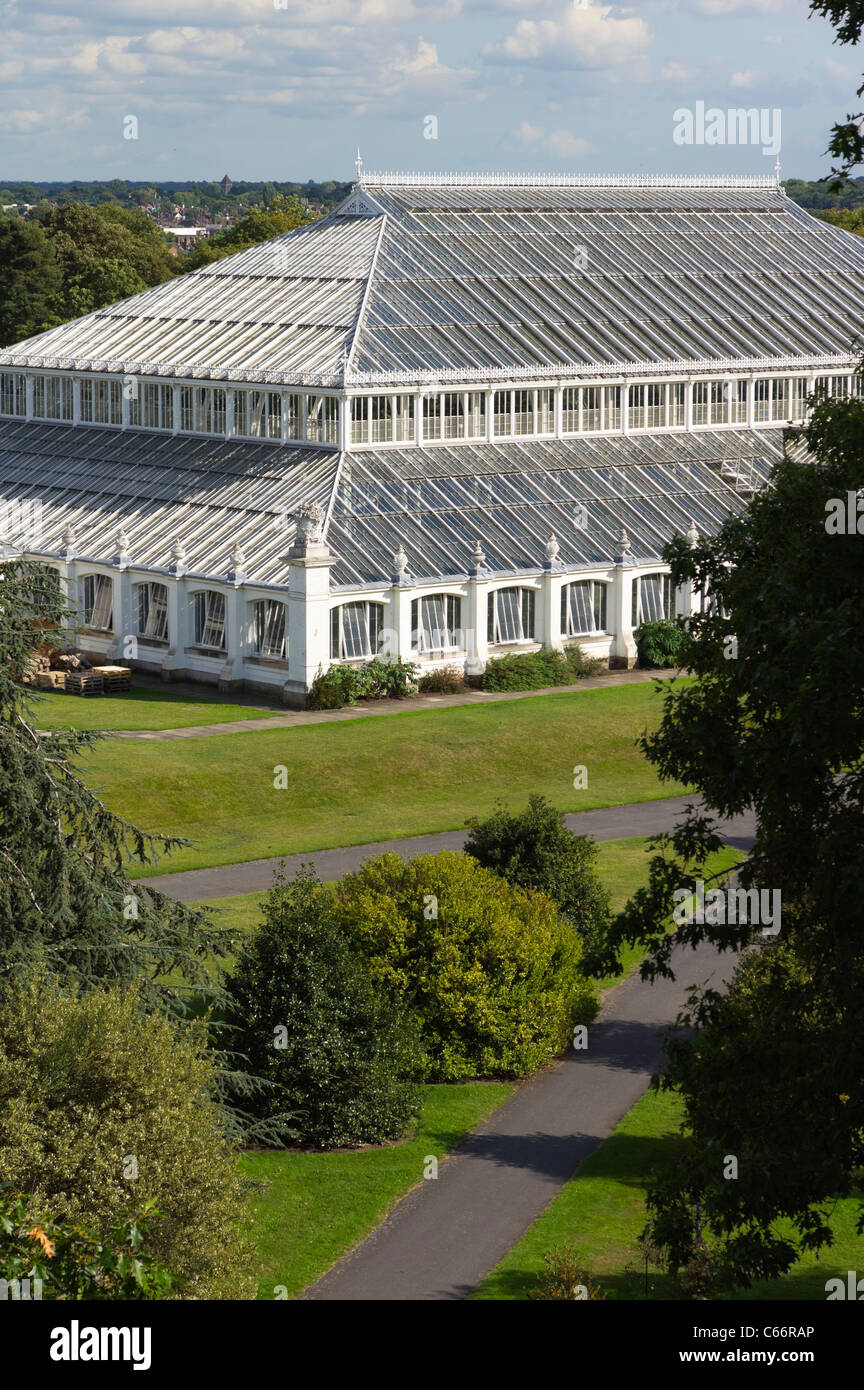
top-left (0, 971), bottom-right (255, 1299)
top-left (224, 869), bottom-right (422, 1148)
top-left (334, 851), bottom-right (596, 1081)
top-left (465, 794), bottom-right (611, 953)
top-left (634, 618), bottom-right (690, 669)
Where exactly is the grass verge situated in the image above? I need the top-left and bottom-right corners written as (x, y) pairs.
top-left (28, 685), bottom-right (276, 731)
top-left (241, 1082), bottom-right (514, 1299)
top-left (77, 683), bottom-right (690, 876)
top-left (472, 1087), bottom-right (864, 1301)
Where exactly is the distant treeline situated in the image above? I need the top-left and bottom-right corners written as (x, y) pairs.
top-left (0, 179), bottom-right (352, 214)
top-left (782, 176), bottom-right (864, 209)
top-left (2, 174), bottom-right (863, 214)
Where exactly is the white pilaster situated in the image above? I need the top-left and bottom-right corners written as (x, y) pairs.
top-left (283, 523), bottom-right (335, 705)
top-left (611, 559), bottom-right (637, 669)
top-left (466, 575), bottom-right (490, 676)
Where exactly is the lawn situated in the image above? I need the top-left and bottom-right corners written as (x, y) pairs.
top-left (241, 1081), bottom-right (514, 1300)
top-left (472, 1087), bottom-right (864, 1301)
top-left (76, 682), bottom-right (690, 877)
top-left (27, 684), bottom-right (276, 731)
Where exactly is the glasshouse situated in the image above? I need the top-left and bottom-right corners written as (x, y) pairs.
top-left (0, 168), bottom-right (861, 701)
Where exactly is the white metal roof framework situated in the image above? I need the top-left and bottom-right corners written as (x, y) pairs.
top-left (0, 172), bottom-right (857, 585)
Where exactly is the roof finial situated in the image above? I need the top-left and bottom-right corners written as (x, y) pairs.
top-left (774, 155), bottom-right (782, 185)
top-left (355, 147), bottom-right (363, 184)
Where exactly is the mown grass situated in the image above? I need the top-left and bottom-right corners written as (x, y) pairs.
top-left (473, 1087), bottom-right (864, 1301)
top-left (77, 682), bottom-right (689, 876)
top-left (28, 684), bottom-right (276, 731)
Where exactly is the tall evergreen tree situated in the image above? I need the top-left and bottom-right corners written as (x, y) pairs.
top-left (0, 561), bottom-right (234, 1011)
top-left (0, 218), bottom-right (62, 346)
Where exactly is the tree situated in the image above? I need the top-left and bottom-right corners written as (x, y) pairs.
top-left (224, 868), bottom-right (421, 1149)
top-left (0, 217), bottom-right (62, 346)
top-left (464, 795), bottom-right (611, 952)
top-left (37, 203), bottom-right (174, 321)
top-left (179, 195), bottom-right (317, 272)
top-left (593, 388), bottom-right (864, 1290)
top-left (816, 206), bottom-right (864, 234)
top-left (0, 562), bottom-right (233, 1012)
top-left (63, 257), bottom-right (148, 318)
top-left (335, 850), bottom-right (595, 1080)
top-left (0, 971), bottom-right (256, 1299)
top-left (811, 1), bottom-right (864, 185)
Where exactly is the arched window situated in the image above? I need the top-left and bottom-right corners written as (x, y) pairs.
top-left (488, 587), bottom-right (536, 645)
top-left (330, 601), bottom-right (384, 660)
top-left (136, 582), bottom-right (169, 641)
top-left (192, 590), bottom-right (226, 649)
top-left (561, 580), bottom-right (608, 636)
top-left (79, 574), bottom-right (113, 631)
top-left (252, 599), bottom-right (287, 658)
top-left (411, 594), bottom-right (462, 653)
top-left (632, 572), bottom-right (672, 627)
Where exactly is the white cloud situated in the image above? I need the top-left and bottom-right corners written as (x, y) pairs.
top-left (694, 0), bottom-right (794, 14)
top-left (512, 120), bottom-right (592, 158)
top-left (484, 3), bottom-right (651, 70)
top-left (730, 70), bottom-right (755, 88)
top-left (659, 61), bottom-right (694, 83)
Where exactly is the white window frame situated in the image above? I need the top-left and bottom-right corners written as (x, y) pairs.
top-left (192, 589), bottom-right (227, 650)
top-left (80, 573), bottom-right (113, 631)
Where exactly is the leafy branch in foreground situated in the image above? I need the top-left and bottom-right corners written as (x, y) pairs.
top-left (589, 389), bottom-right (864, 1291)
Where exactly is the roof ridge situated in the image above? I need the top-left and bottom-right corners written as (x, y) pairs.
top-left (342, 214), bottom-right (388, 384)
top-left (360, 171), bottom-right (780, 189)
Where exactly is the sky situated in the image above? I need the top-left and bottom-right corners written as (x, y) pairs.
top-left (0, 0), bottom-right (860, 184)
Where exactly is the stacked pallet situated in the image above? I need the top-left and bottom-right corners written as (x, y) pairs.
top-left (66, 671), bottom-right (104, 697)
top-left (92, 665), bottom-right (132, 692)
top-left (35, 671), bottom-right (66, 690)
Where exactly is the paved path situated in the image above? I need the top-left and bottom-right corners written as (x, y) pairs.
top-left (112, 667), bottom-right (677, 741)
top-left (303, 934), bottom-right (736, 1301)
top-left (139, 795), bottom-right (756, 901)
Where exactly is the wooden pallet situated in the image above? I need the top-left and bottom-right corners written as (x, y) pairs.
top-left (36, 671), bottom-right (66, 690)
top-left (65, 671), bottom-right (104, 697)
top-left (92, 665), bottom-right (132, 692)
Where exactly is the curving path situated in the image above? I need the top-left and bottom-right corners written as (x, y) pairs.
top-left (140, 794), bottom-right (755, 902)
top-left (304, 934), bottom-right (737, 1301)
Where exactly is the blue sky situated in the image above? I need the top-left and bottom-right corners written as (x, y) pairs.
top-left (0, 0), bottom-right (859, 183)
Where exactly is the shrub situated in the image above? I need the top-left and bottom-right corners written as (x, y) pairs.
top-left (480, 645), bottom-right (601, 692)
top-left (334, 851), bottom-right (596, 1081)
top-left (362, 656), bottom-right (420, 700)
top-left (307, 663), bottom-right (361, 709)
top-left (0, 1190), bottom-right (176, 1300)
top-left (307, 657), bottom-right (420, 709)
top-left (224, 869), bottom-right (422, 1148)
top-left (528, 1246), bottom-right (606, 1301)
top-left (634, 618), bottom-right (690, 669)
top-left (562, 643), bottom-right (604, 680)
top-left (0, 971), bottom-right (256, 1299)
top-left (418, 665), bottom-right (468, 694)
top-left (464, 795), bottom-right (611, 953)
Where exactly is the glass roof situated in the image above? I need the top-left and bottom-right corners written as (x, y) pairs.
top-left (1, 177), bottom-right (861, 386)
top-left (0, 419), bottom-right (788, 589)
